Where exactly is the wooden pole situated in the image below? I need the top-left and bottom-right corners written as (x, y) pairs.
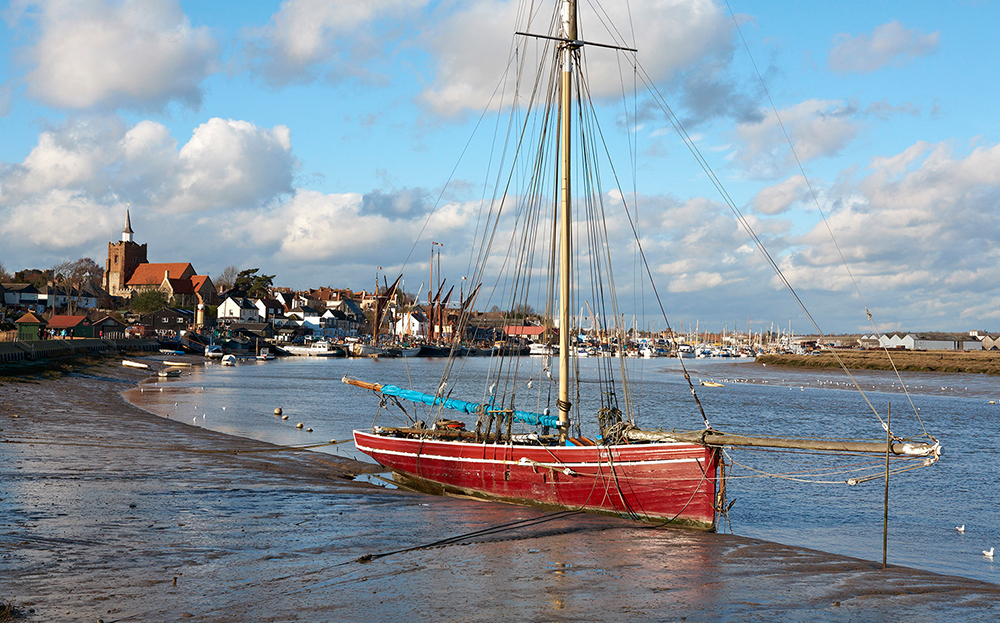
top-left (883, 402), bottom-right (891, 569)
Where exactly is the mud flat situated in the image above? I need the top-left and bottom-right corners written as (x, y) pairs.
top-left (758, 350), bottom-right (1000, 375)
top-left (2, 355), bottom-right (999, 621)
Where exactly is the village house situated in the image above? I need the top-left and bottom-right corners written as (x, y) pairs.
top-left (395, 309), bottom-right (428, 338)
top-left (255, 298), bottom-right (284, 321)
top-left (2, 283), bottom-right (44, 313)
top-left (218, 297), bottom-right (261, 323)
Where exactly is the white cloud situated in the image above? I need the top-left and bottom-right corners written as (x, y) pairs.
top-left (169, 118), bottom-right (295, 213)
top-left (829, 21), bottom-right (939, 75)
top-left (16, 0), bottom-right (216, 110)
top-left (777, 140), bottom-right (1000, 327)
top-left (419, 0), bottom-right (732, 117)
top-left (752, 175), bottom-right (809, 215)
top-left (0, 115), bottom-right (297, 268)
top-left (1, 189), bottom-right (120, 249)
top-left (244, 0), bottom-right (428, 86)
top-left (733, 99), bottom-right (860, 179)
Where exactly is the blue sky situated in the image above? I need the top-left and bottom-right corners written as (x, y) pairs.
top-left (1, 0), bottom-right (999, 334)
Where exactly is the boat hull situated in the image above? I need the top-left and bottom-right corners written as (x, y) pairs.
top-left (353, 430), bottom-right (719, 529)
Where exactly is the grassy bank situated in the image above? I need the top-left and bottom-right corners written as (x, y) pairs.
top-left (757, 350), bottom-right (1000, 375)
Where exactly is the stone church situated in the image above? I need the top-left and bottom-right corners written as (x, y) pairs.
top-left (103, 210), bottom-right (217, 307)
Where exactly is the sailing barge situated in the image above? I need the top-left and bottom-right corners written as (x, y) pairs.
top-left (349, 0), bottom-right (940, 530)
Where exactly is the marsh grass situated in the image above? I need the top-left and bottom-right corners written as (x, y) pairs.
top-left (758, 350), bottom-right (1000, 375)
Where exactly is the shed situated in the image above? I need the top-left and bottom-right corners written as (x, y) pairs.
top-left (47, 315), bottom-right (94, 338)
top-left (15, 312), bottom-right (46, 340)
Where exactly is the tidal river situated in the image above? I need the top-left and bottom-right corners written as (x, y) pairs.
top-left (125, 354), bottom-right (1000, 585)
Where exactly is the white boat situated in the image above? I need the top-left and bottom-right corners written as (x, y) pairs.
top-left (122, 359), bottom-right (148, 369)
top-left (220, 354), bottom-right (237, 366)
top-left (286, 341), bottom-right (345, 357)
top-left (161, 359), bottom-right (193, 367)
top-left (256, 348), bottom-right (275, 361)
top-left (528, 343), bottom-right (558, 356)
top-left (158, 367), bottom-right (181, 378)
top-left (349, 343), bottom-right (385, 357)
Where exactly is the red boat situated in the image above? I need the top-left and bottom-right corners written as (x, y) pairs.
top-left (347, 0), bottom-right (940, 534)
top-left (353, 429), bottom-right (721, 529)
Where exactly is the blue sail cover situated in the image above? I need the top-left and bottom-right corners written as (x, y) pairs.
top-left (379, 384), bottom-right (561, 428)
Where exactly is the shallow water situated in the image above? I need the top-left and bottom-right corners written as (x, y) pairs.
top-left (125, 355), bottom-right (1000, 585)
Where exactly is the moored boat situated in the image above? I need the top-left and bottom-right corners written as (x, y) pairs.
top-left (349, 0), bottom-right (940, 531)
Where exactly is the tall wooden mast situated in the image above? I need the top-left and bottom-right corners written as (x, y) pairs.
top-left (557, 0), bottom-right (577, 441)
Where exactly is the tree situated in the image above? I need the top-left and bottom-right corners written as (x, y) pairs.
top-left (0, 261), bottom-right (12, 282)
top-left (130, 289), bottom-right (168, 314)
top-left (53, 258), bottom-right (102, 315)
top-left (216, 265), bottom-right (239, 292)
top-left (14, 268), bottom-right (50, 288)
top-left (232, 268), bottom-right (275, 299)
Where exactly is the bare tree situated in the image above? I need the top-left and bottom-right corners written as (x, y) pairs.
top-left (0, 261), bottom-right (12, 282)
top-left (53, 258), bottom-right (102, 315)
top-left (216, 265), bottom-right (239, 293)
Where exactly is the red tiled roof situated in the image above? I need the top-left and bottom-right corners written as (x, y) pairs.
top-left (46, 315), bottom-right (89, 328)
top-left (504, 325), bottom-right (548, 336)
top-left (126, 263), bottom-right (195, 286)
top-left (190, 275), bottom-right (212, 291)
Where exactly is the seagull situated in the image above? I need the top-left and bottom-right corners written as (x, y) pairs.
top-left (957, 525), bottom-right (965, 533)
top-left (984, 547), bottom-right (994, 559)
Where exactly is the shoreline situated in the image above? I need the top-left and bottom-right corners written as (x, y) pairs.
top-left (757, 350), bottom-right (1000, 375)
top-left (3, 354), bottom-right (1000, 621)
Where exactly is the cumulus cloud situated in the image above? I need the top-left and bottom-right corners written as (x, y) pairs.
top-left (418, 0), bottom-right (734, 117)
top-left (244, 0), bottom-right (428, 86)
top-left (752, 175), bottom-right (810, 215)
top-left (779, 140), bottom-right (1000, 327)
top-left (14, 0), bottom-right (217, 111)
top-left (733, 99), bottom-right (860, 179)
top-left (829, 21), bottom-right (939, 75)
top-left (0, 115), bottom-right (297, 264)
top-left (169, 118), bottom-right (295, 213)
top-left (1, 189), bottom-right (120, 249)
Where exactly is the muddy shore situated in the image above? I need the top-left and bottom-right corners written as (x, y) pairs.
top-left (2, 355), bottom-right (999, 622)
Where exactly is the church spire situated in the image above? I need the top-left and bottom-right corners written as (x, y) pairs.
top-left (122, 208), bottom-right (134, 243)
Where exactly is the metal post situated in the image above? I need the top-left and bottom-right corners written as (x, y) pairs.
top-left (883, 402), bottom-right (891, 569)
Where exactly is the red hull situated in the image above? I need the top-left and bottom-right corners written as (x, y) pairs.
top-left (354, 430), bottom-right (719, 529)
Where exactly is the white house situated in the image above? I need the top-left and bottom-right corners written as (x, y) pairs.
top-left (395, 310), bottom-right (427, 338)
top-left (864, 332), bottom-right (982, 351)
top-left (218, 296), bottom-right (261, 323)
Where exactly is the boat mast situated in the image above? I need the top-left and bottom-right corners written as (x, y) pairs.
top-left (557, 0), bottom-right (577, 441)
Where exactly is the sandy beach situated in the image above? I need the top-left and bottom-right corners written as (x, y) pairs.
top-left (2, 355), bottom-right (1000, 622)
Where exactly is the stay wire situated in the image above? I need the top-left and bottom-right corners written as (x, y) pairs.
top-left (723, 0), bottom-right (929, 439)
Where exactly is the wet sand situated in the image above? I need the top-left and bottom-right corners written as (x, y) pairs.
top-left (2, 356), bottom-right (999, 622)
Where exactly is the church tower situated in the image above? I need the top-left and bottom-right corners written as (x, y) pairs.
top-left (104, 209), bottom-right (147, 296)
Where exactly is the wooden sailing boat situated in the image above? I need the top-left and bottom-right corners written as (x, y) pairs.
top-left (349, 1), bottom-right (940, 530)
